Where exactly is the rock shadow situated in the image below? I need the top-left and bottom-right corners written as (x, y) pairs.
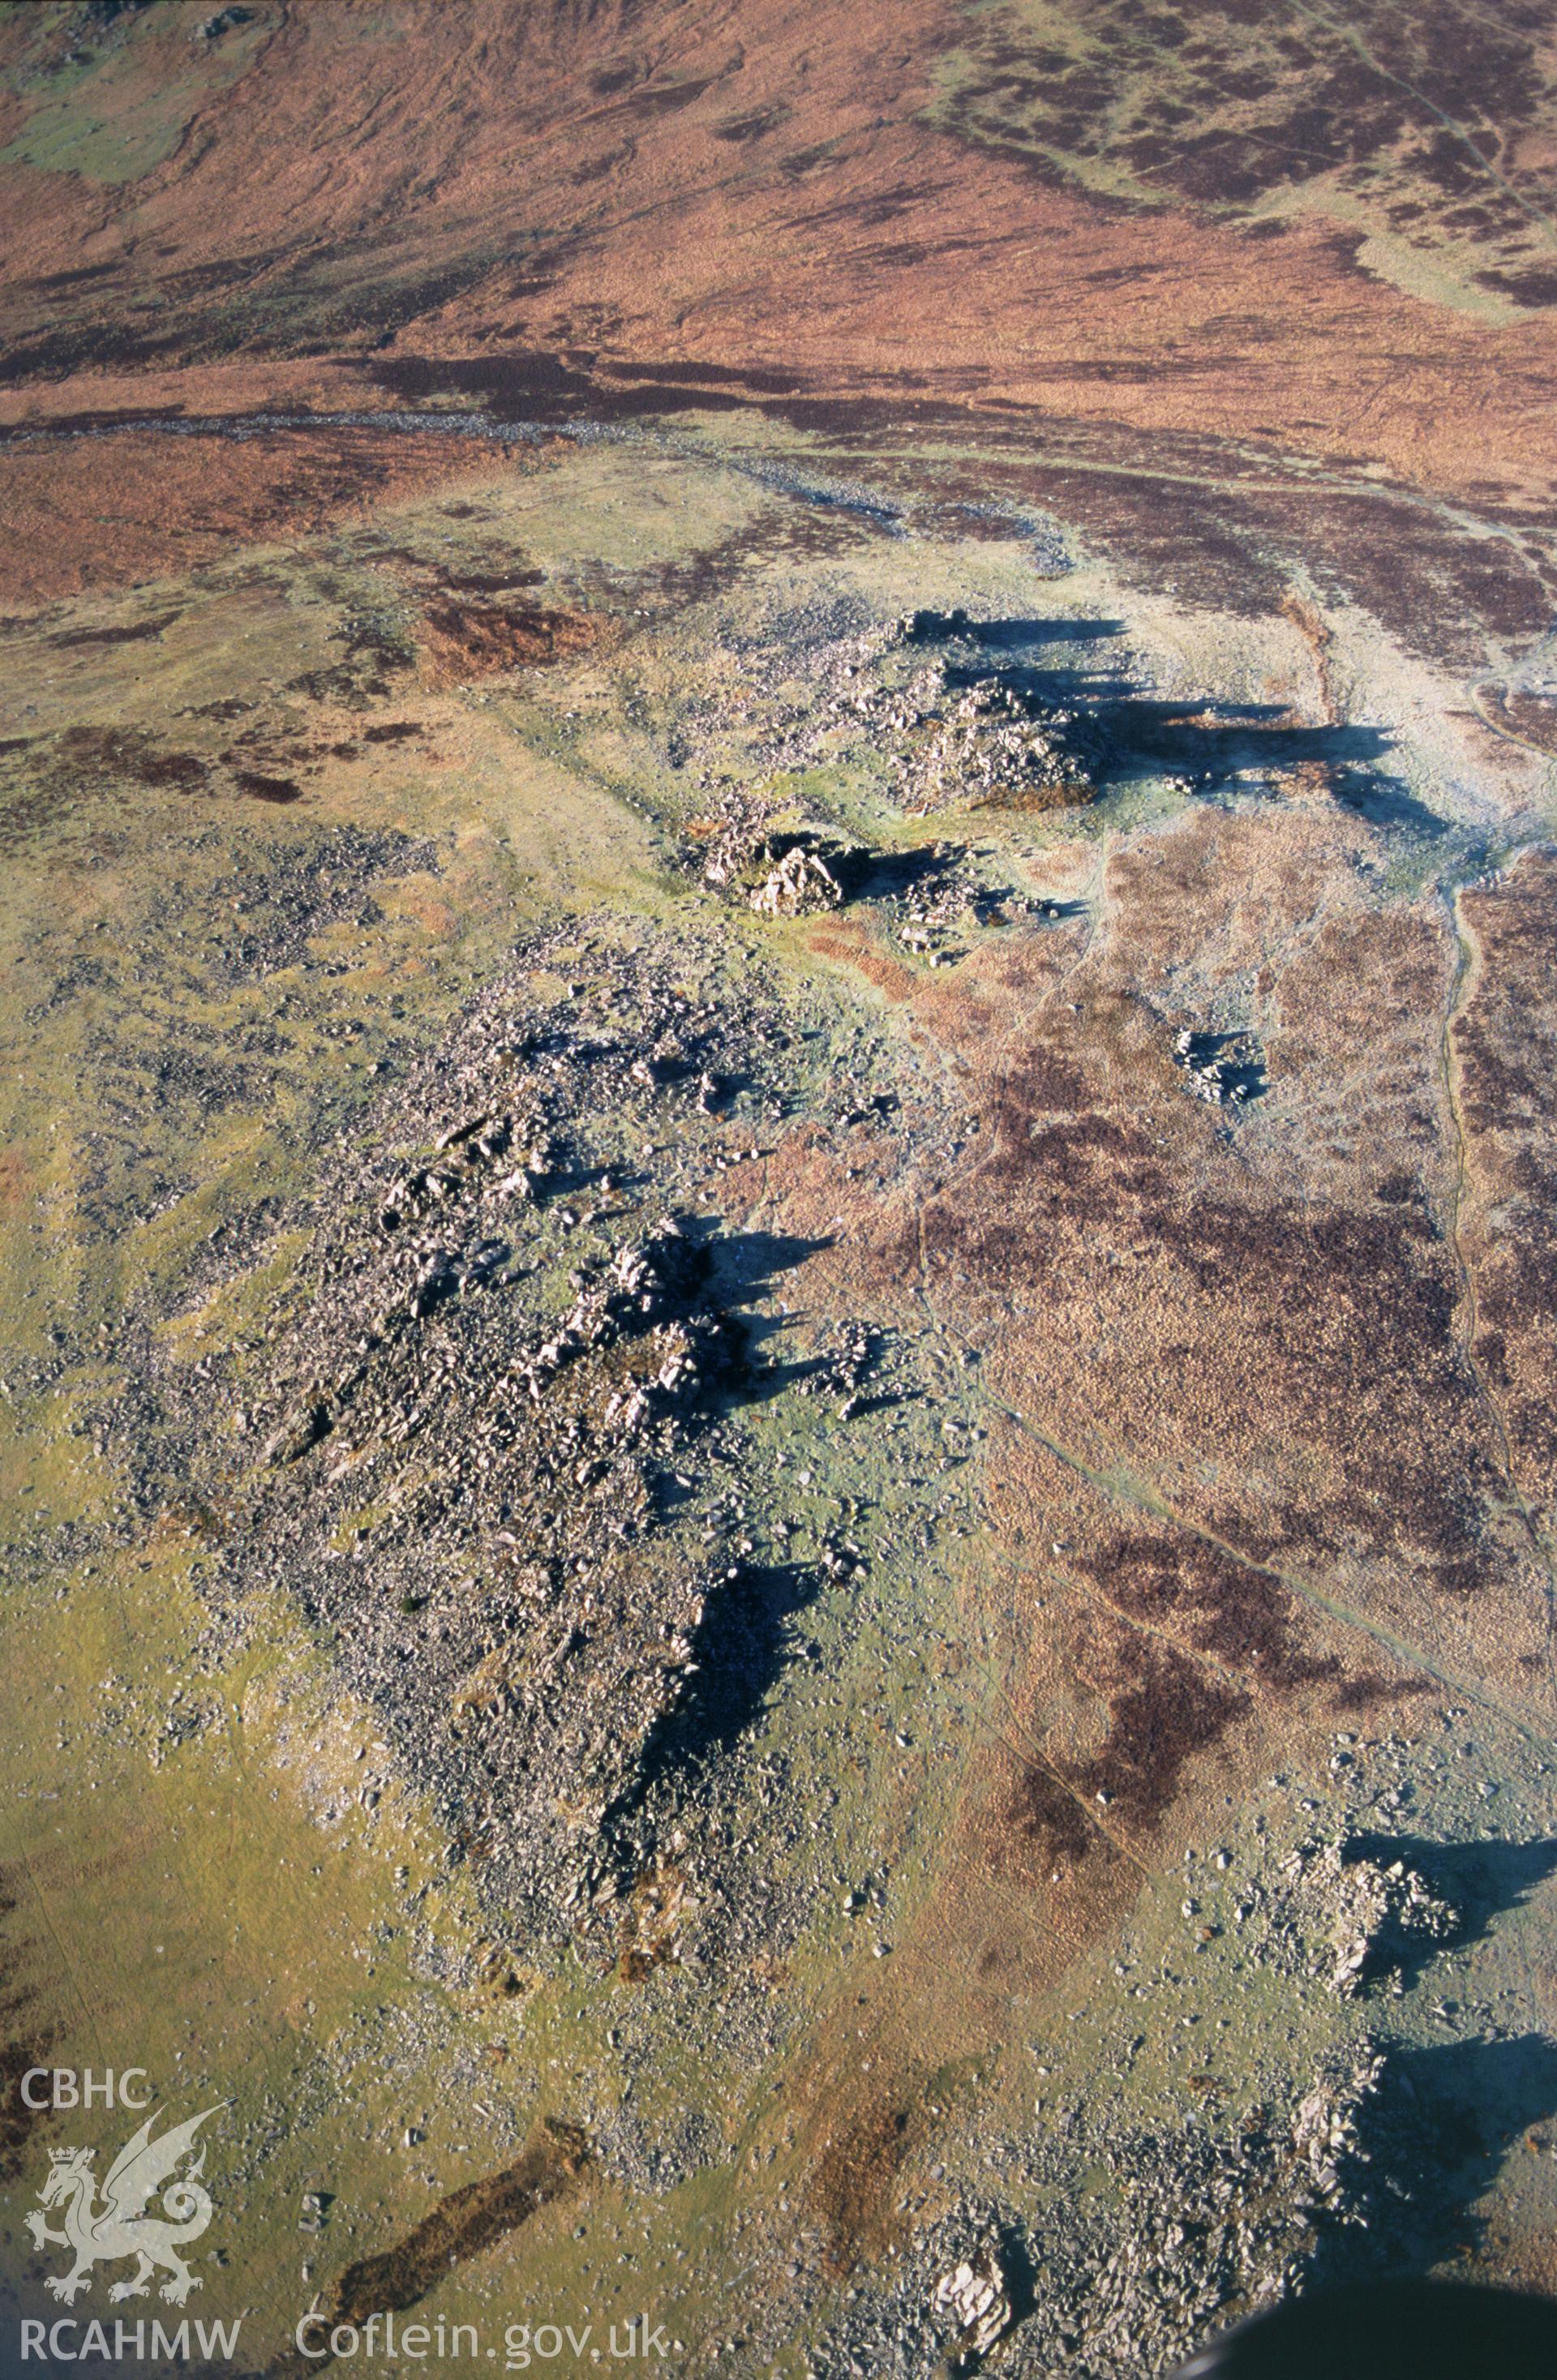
top-left (933, 626), bottom-right (1433, 825)
top-left (901, 610), bottom-right (1127, 649)
top-left (695, 1224), bottom-right (833, 1309)
top-left (1345, 1833), bottom-right (1557, 1983)
top-left (607, 1559), bottom-right (823, 1823)
top-left (1320, 2033), bottom-right (1557, 2284)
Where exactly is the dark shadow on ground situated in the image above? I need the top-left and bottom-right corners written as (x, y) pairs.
top-left (967, 615), bottom-right (1129, 649)
top-left (1177, 2275), bottom-right (1557, 2380)
top-left (696, 1223), bottom-right (831, 1306)
top-left (607, 1559), bottom-right (823, 1822)
top-left (930, 627), bottom-right (1438, 825)
top-left (974, 663), bottom-right (1403, 789)
top-left (1345, 1833), bottom-right (1557, 1986)
top-left (1321, 2033), bottom-right (1557, 2283)
top-left (693, 1221), bottom-right (837, 1407)
top-left (1331, 773), bottom-right (1450, 834)
top-left (854, 843), bottom-right (956, 901)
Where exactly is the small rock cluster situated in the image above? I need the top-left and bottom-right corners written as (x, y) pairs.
top-left (745, 834), bottom-right (854, 919)
top-left (1172, 1028), bottom-right (1265, 1106)
top-left (797, 1319), bottom-right (881, 1421)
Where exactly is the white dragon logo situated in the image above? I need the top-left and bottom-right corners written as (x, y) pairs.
top-left (25, 2105), bottom-right (221, 2307)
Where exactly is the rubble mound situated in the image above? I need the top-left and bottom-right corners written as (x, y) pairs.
top-left (216, 931), bottom-right (826, 1945)
top-left (837, 2043), bottom-right (1392, 2379)
top-left (703, 823), bottom-right (868, 917)
top-left (816, 633), bottom-right (1100, 816)
top-left (897, 673), bottom-right (1098, 816)
top-left (1287, 1839), bottom-right (1459, 1997)
top-left (251, 1199), bottom-right (745, 1936)
top-left (1052, 2049), bottom-right (1388, 2371)
top-left (1173, 1027), bottom-right (1266, 1106)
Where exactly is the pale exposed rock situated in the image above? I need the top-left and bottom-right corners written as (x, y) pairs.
top-left (749, 843), bottom-right (847, 918)
top-left (933, 2238), bottom-right (1014, 2365)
